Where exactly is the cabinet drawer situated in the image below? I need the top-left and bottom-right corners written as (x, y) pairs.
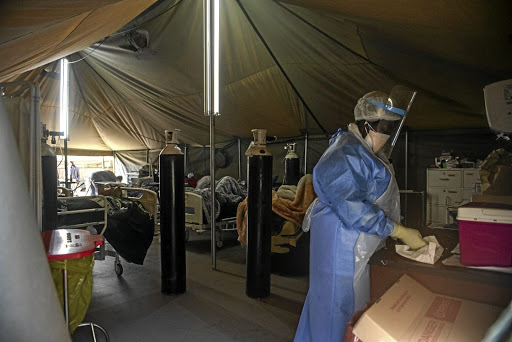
top-left (463, 169), bottom-right (481, 188)
top-left (427, 187), bottom-right (463, 206)
top-left (428, 170), bottom-right (462, 188)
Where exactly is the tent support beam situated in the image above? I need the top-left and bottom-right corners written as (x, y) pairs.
top-left (184, 144), bottom-right (187, 173)
top-left (304, 133), bottom-right (308, 174)
top-left (209, 115), bottom-right (216, 269)
top-left (204, 0), bottom-right (220, 270)
top-left (235, 0), bottom-right (327, 134)
top-left (64, 139), bottom-right (68, 189)
top-left (238, 137), bottom-right (242, 180)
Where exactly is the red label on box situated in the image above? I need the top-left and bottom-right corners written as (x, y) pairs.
top-left (425, 297), bottom-right (461, 323)
top-left (416, 319), bottom-right (446, 342)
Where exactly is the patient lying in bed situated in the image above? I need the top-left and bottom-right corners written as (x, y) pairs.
top-left (187, 175), bottom-right (247, 224)
top-left (236, 174), bottom-right (316, 245)
top-left (236, 174), bottom-right (316, 274)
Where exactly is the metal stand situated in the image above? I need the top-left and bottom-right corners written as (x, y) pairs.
top-left (76, 323), bottom-right (110, 342)
top-left (62, 269), bottom-right (110, 341)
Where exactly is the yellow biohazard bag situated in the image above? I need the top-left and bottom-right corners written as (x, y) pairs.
top-left (50, 254), bottom-right (94, 333)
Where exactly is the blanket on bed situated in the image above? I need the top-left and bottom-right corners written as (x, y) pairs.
top-left (57, 197), bottom-right (154, 265)
top-left (236, 174), bottom-right (316, 245)
top-left (188, 176), bottom-right (246, 224)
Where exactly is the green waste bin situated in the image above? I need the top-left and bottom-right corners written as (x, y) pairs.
top-left (50, 254), bottom-right (94, 333)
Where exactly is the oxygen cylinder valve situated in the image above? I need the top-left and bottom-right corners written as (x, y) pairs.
top-left (247, 129), bottom-right (272, 157)
top-left (285, 143), bottom-right (298, 158)
top-left (165, 129), bottom-right (180, 145)
top-left (251, 129), bottom-right (267, 146)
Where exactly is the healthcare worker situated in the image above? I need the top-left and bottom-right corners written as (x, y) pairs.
top-left (294, 86), bottom-right (426, 342)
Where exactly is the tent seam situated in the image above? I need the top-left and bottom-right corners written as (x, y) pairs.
top-left (236, 0), bottom-right (326, 134)
top-left (52, 11), bottom-right (94, 51)
top-left (0, 11), bottom-right (92, 45)
top-left (274, 1), bottom-right (375, 65)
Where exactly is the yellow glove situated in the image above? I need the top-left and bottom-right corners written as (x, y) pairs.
top-left (390, 223), bottom-right (427, 250)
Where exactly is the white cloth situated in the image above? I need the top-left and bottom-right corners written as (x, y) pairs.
top-left (395, 236), bottom-right (443, 264)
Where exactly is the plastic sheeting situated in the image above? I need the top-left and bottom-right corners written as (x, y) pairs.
top-left (4, 97), bottom-right (32, 187)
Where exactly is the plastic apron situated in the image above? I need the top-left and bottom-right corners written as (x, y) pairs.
top-left (296, 125), bottom-right (400, 342)
top-left (351, 124), bottom-right (400, 310)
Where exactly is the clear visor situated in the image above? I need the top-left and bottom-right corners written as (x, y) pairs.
top-left (369, 85), bottom-right (417, 158)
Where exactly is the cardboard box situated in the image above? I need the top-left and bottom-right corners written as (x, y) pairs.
top-left (353, 275), bottom-right (502, 342)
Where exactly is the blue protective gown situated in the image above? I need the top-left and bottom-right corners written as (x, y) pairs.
top-left (294, 127), bottom-right (398, 342)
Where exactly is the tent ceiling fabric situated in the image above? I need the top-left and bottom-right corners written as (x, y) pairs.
top-left (0, 0), bottom-right (156, 82)
top-left (2, 0), bottom-right (511, 152)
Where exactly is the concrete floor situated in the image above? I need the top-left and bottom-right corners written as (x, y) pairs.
top-left (73, 233), bottom-right (309, 341)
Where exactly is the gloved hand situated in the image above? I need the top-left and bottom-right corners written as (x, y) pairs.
top-left (390, 223), bottom-right (427, 250)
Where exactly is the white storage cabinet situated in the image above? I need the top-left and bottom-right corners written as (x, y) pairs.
top-left (426, 168), bottom-right (480, 225)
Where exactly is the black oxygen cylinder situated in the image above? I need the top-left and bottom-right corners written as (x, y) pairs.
top-left (246, 129), bottom-right (273, 298)
top-left (41, 141), bottom-right (57, 231)
top-left (283, 143), bottom-right (300, 185)
top-left (159, 129), bottom-right (186, 295)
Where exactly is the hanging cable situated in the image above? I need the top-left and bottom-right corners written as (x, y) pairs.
top-left (68, 37), bottom-right (109, 64)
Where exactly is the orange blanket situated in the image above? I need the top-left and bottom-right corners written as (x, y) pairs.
top-left (236, 174), bottom-right (316, 245)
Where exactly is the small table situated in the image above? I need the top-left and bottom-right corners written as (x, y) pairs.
top-left (369, 226), bottom-right (512, 308)
top-left (42, 229), bottom-right (110, 341)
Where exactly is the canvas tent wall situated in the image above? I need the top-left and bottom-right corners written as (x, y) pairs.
top-left (1, 0), bottom-right (511, 180)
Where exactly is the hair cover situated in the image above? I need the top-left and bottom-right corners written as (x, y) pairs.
top-left (354, 91), bottom-right (403, 122)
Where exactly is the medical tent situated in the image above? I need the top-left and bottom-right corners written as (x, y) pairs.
top-left (1, 0), bottom-right (511, 175)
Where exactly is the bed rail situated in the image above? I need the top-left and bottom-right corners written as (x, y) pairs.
top-left (57, 196), bottom-right (108, 235)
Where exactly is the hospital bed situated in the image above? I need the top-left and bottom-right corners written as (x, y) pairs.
top-left (185, 176), bottom-right (245, 248)
top-left (185, 191), bottom-right (240, 248)
top-left (57, 187), bottom-right (158, 275)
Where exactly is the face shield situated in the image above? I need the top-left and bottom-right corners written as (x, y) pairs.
top-left (361, 86), bottom-right (417, 158)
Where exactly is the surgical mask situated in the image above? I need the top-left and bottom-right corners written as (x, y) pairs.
top-left (368, 130), bottom-right (390, 153)
top-left (364, 133), bottom-right (373, 149)
top-left (364, 121), bottom-right (391, 153)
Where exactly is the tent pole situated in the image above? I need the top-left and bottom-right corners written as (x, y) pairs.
top-left (238, 137), bottom-right (241, 180)
top-left (64, 139), bottom-right (68, 189)
top-left (205, 0), bottom-right (219, 269)
top-left (404, 130), bottom-right (408, 226)
top-left (210, 115), bottom-right (216, 270)
top-left (405, 130), bottom-right (408, 191)
top-left (112, 151), bottom-right (116, 175)
top-left (184, 144), bottom-right (188, 172)
top-left (304, 133), bottom-right (308, 175)
top-left (146, 149), bottom-right (151, 174)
